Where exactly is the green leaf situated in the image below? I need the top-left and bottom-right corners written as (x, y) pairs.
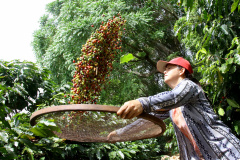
top-left (117, 150), bottom-right (124, 159)
top-left (220, 24), bottom-right (229, 35)
top-left (103, 144), bottom-right (111, 149)
top-left (30, 128), bottom-right (48, 137)
top-left (4, 144), bottom-right (18, 159)
top-left (47, 126), bottom-right (61, 133)
top-left (19, 139), bottom-right (37, 151)
top-left (234, 54), bottom-right (240, 65)
top-left (217, 70), bottom-right (223, 82)
top-left (137, 52), bottom-right (146, 57)
top-left (219, 63), bottom-right (228, 73)
top-left (128, 149), bottom-right (136, 154)
top-left (187, 0), bottom-right (194, 10)
top-left (120, 54), bottom-right (135, 64)
top-left (14, 116), bottom-right (20, 128)
top-left (227, 106), bottom-right (232, 111)
top-left (0, 131), bottom-right (8, 143)
top-left (229, 37), bottom-right (239, 50)
top-left (96, 149), bottom-right (102, 159)
top-left (226, 58), bottom-right (234, 64)
top-left (227, 98), bottom-right (240, 108)
top-left (218, 107), bottom-right (225, 116)
top-left (109, 151), bottom-right (117, 159)
top-left (196, 48), bottom-right (207, 60)
top-left (234, 120), bottom-right (240, 134)
top-left (239, 3), bottom-right (240, 12)
top-left (123, 151), bottom-right (131, 158)
top-left (22, 147), bottom-right (34, 160)
top-left (231, 0), bottom-right (240, 13)
top-left (230, 65), bottom-right (236, 73)
top-left (1, 119), bottom-right (11, 130)
top-left (30, 120), bottom-right (58, 137)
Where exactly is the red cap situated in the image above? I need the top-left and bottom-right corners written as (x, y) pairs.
top-left (156, 57), bottom-right (193, 74)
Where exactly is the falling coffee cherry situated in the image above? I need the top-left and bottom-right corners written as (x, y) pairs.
top-left (70, 15), bottom-right (126, 104)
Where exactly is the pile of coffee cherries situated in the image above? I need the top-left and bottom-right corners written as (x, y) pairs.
top-left (70, 15), bottom-right (125, 104)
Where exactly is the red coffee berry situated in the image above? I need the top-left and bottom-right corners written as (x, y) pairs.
top-left (70, 15), bottom-right (126, 104)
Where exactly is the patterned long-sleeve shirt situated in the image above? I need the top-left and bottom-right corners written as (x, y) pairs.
top-left (137, 78), bottom-right (240, 160)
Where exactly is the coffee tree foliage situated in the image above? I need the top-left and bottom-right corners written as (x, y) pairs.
top-left (175, 0), bottom-right (240, 136)
top-left (0, 60), bottom-right (68, 159)
top-left (0, 60), bottom-right (54, 114)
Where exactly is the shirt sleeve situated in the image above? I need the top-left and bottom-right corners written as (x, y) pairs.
top-left (149, 111), bottom-right (170, 120)
top-left (115, 113), bottom-right (167, 135)
top-left (137, 79), bottom-right (199, 113)
top-left (115, 118), bottom-right (147, 135)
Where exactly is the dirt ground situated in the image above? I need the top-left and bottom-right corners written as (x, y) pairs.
top-left (161, 154), bottom-right (180, 160)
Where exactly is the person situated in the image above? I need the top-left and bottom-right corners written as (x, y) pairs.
top-left (108, 57), bottom-right (240, 160)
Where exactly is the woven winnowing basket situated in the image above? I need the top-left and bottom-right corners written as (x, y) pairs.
top-left (30, 104), bottom-right (166, 143)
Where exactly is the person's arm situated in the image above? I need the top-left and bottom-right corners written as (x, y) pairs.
top-left (107, 112), bottom-right (169, 140)
top-left (116, 79), bottom-right (198, 119)
top-left (107, 118), bottom-right (146, 141)
top-left (138, 79), bottom-right (199, 113)
top-left (115, 111), bottom-right (170, 135)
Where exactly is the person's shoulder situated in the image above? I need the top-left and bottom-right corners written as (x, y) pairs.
top-left (174, 78), bottom-right (192, 89)
top-left (180, 78), bottom-right (192, 85)
top-left (181, 78), bottom-right (199, 88)
top-left (184, 78), bottom-right (204, 93)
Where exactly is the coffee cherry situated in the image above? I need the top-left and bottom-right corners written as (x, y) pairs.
top-left (70, 15), bottom-right (126, 104)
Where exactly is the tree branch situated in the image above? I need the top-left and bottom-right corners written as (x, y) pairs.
top-left (125, 68), bottom-right (158, 78)
top-left (159, 5), bottom-right (179, 20)
top-left (128, 59), bottom-right (142, 63)
top-left (154, 41), bottom-right (174, 54)
top-left (149, 0), bottom-right (179, 20)
top-left (123, 40), bottom-right (157, 67)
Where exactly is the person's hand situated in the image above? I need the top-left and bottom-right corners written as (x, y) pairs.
top-left (117, 100), bottom-right (143, 119)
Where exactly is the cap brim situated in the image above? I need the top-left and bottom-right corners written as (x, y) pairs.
top-left (157, 60), bottom-right (168, 73)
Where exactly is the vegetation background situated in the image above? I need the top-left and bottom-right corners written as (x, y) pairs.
top-left (1, 0), bottom-right (240, 159)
